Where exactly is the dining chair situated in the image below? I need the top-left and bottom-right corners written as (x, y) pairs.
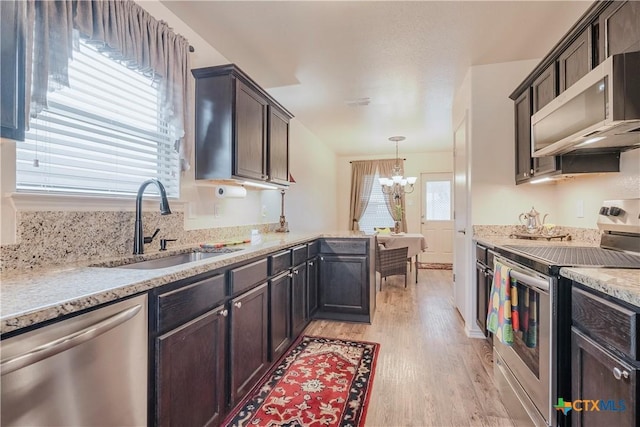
top-left (375, 238), bottom-right (408, 288)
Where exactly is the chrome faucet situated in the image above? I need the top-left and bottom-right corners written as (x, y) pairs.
top-left (133, 179), bottom-right (172, 255)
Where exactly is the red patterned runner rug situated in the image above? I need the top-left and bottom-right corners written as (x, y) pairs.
top-left (223, 335), bottom-right (380, 427)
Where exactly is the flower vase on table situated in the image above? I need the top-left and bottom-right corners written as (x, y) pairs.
top-left (394, 221), bottom-right (401, 234)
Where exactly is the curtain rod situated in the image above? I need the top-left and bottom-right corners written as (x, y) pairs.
top-left (349, 158), bottom-right (406, 163)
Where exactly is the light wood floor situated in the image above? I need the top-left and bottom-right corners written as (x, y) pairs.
top-left (303, 269), bottom-right (516, 427)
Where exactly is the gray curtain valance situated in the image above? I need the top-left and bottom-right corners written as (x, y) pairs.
top-left (21, 0), bottom-right (191, 169)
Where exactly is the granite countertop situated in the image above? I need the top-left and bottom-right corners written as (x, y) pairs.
top-left (560, 267), bottom-right (640, 308)
top-left (1, 232), bottom-right (370, 335)
top-left (474, 235), bottom-right (639, 308)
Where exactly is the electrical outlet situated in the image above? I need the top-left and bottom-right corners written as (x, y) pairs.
top-left (576, 200), bottom-right (584, 218)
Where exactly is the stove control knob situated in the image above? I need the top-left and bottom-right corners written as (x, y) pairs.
top-left (599, 206), bottom-right (610, 216)
top-left (609, 207), bottom-right (623, 217)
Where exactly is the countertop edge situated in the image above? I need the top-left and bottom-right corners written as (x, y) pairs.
top-left (1, 233), bottom-right (373, 335)
top-left (560, 267), bottom-right (640, 308)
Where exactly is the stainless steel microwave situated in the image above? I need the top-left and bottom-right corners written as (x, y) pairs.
top-left (531, 51), bottom-right (640, 157)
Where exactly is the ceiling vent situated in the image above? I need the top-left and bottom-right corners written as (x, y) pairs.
top-left (345, 97), bottom-right (371, 107)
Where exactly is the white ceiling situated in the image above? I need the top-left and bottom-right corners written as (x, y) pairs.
top-left (161, 1), bottom-right (592, 156)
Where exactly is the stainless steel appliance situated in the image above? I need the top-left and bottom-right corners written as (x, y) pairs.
top-left (532, 51), bottom-right (640, 157)
top-left (1, 294), bottom-right (148, 426)
top-left (492, 199), bottom-right (640, 427)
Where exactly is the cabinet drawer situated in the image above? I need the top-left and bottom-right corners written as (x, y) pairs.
top-left (320, 239), bottom-right (367, 255)
top-left (269, 250), bottom-right (291, 276)
top-left (572, 286), bottom-right (639, 360)
top-left (230, 258), bottom-right (268, 295)
top-left (292, 244), bottom-right (307, 266)
top-left (157, 274), bottom-right (226, 333)
top-left (307, 240), bottom-right (319, 258)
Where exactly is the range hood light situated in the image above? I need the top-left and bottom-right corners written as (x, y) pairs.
top-left (242, 181), bottom-right (279, 190)
top-left (529, 177), bottom-right (554, 184)
top-left (576, 136), bottom-right (606, 147)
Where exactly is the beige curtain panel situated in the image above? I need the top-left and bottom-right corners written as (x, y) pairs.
top-left (349, 160), bottom-right (377, 231)
top-left (377, 158), bottom-right (407, 232)
top-left (19, 0), bottom-right (192, 169)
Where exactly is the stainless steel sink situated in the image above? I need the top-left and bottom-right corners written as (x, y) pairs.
top-left (115, 249), bottom-right (242, 270)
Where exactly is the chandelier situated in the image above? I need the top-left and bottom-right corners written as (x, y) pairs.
top-left (378, 136), bottom-right (416, 199)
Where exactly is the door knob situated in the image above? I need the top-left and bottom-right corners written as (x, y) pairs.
top-left (457, 229), bottom-right (466, 235)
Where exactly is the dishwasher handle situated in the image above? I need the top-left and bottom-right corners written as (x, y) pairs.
top-left (492, 254), bottom-right (550, 293)
top-left (1, 304), bottom-right (142, 376)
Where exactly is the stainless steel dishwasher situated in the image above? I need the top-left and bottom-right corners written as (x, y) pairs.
top-left (1, 293), bottom-right (148, 426)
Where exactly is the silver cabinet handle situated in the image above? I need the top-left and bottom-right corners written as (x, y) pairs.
top-left (457, 229), bottom-right (466, 235)
top-left (234, 301), bottom-right (242, 309)
top-left (294, 269), bottom-right (299, 275)
top-left (613, 367), bottom-right (629, 380)
top-left (219, 309), bottom-right (228, 317)
top-left (309, 261), bottom-right (314, 266)
top-left (320, 256), bottom-right (324, 261)
top-left (1, 304), bottom-right (141, 376)
top-left (288, 273), bottom-right (293, 278)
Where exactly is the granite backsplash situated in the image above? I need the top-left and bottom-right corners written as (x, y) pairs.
top-left (0, 211), bottom-right (276, 274)
top-left (472, 224), bottom-right (601, 245)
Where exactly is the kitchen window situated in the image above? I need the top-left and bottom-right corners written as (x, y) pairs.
top-left (358, 172), bottom-right (395, 233)
top-left (16, 39), bottom-right (180, 198)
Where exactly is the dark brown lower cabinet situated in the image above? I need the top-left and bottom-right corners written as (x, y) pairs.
top-left (230, 282), bottom-right (269, 405)
top-left (571, 328), bottom-right (637, 427)
top-left (307, 257), bottom-right (319, 317)
top-left (318, 255), bottom-right (368, 316)
top-left (269, 272), bottom-right (291, 362)
top-left (291, 263), bottom-right (308, 337)
top-left (156, 305), bottom-right (227, 427)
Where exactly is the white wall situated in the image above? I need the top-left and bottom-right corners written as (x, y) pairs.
top-left (336, 151), bottom-right (453, 232)
top-left (287, 121), bottom-right (339, 232)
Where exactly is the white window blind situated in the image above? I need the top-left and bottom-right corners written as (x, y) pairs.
top-left (16, 39), bottom-right (180, 198)
top-left (358, 172), bottom-right (394, 233)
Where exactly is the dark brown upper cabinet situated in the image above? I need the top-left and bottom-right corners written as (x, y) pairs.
top-left (0, 0), bottom-right (25, 141)
top-left (268, 107), bottom-right (290, 185)
top-left (598, 1), bottom-right (640, 62)
top-left (192, 64), bottom-right (293, 185)
top-left (558, 28), bottom-right (592, 93)
top-left (532, 63), bottom-right (557, 114)
top-left (514, 90), bottom-right (533, 184)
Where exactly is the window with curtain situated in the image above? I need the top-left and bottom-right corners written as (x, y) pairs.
top-left (358, 172), bottom-right (395, 233)
top-left (16, 39), bottom-right (180, 197)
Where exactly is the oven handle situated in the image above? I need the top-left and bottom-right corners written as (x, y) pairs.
top-left (492, 253), bottom-right (550, 293)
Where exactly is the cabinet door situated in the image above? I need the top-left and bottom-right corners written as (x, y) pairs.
top-left (230, 282), bottom-right (269, 405)
top-left (0, 0), bottom-right (25, 140)
top-left (157, 305), bottom-right (227, 427)
top-left (319, 255), bottom-right (368, 315)
top-left (514, 90), bottom-right (533, 184)
top-left (235, 80), bottom-right (267, 181)
top-left (559, 28), bottom-right (591, 93)
top-left (599, 1), bottom-right (640, 61)
top-left (532, 63), bottom-right (556, 114)
top-left (291, 263), bottom-right (307, 337)
top-left (307, 257), bottom-right (319, 317)
top-left (268, 107), bottom-right (290, 185)
top-left (269, 272), bottom-right (291, 362)
top-left (571, 328), bottom-right (637, 427)
top-left (475, 262), bottom-right (488, 336)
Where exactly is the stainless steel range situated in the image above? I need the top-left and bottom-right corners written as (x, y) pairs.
top-left (491, 199), bottom-right (640, 427)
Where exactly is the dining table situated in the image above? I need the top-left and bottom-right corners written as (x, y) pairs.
top-left (376, 232), bottom-right (428, 283)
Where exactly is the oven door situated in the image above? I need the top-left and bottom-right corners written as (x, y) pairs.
top-left (492, 254), bottom-right (553, 426)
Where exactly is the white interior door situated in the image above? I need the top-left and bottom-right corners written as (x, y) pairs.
top-left (420, 173), bottom-right (454, 264)
top-left (453, 114), bottom-right (469, 320)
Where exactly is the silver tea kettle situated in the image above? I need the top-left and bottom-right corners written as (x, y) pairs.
top-left (519, 206), bottom-right (548, 234)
